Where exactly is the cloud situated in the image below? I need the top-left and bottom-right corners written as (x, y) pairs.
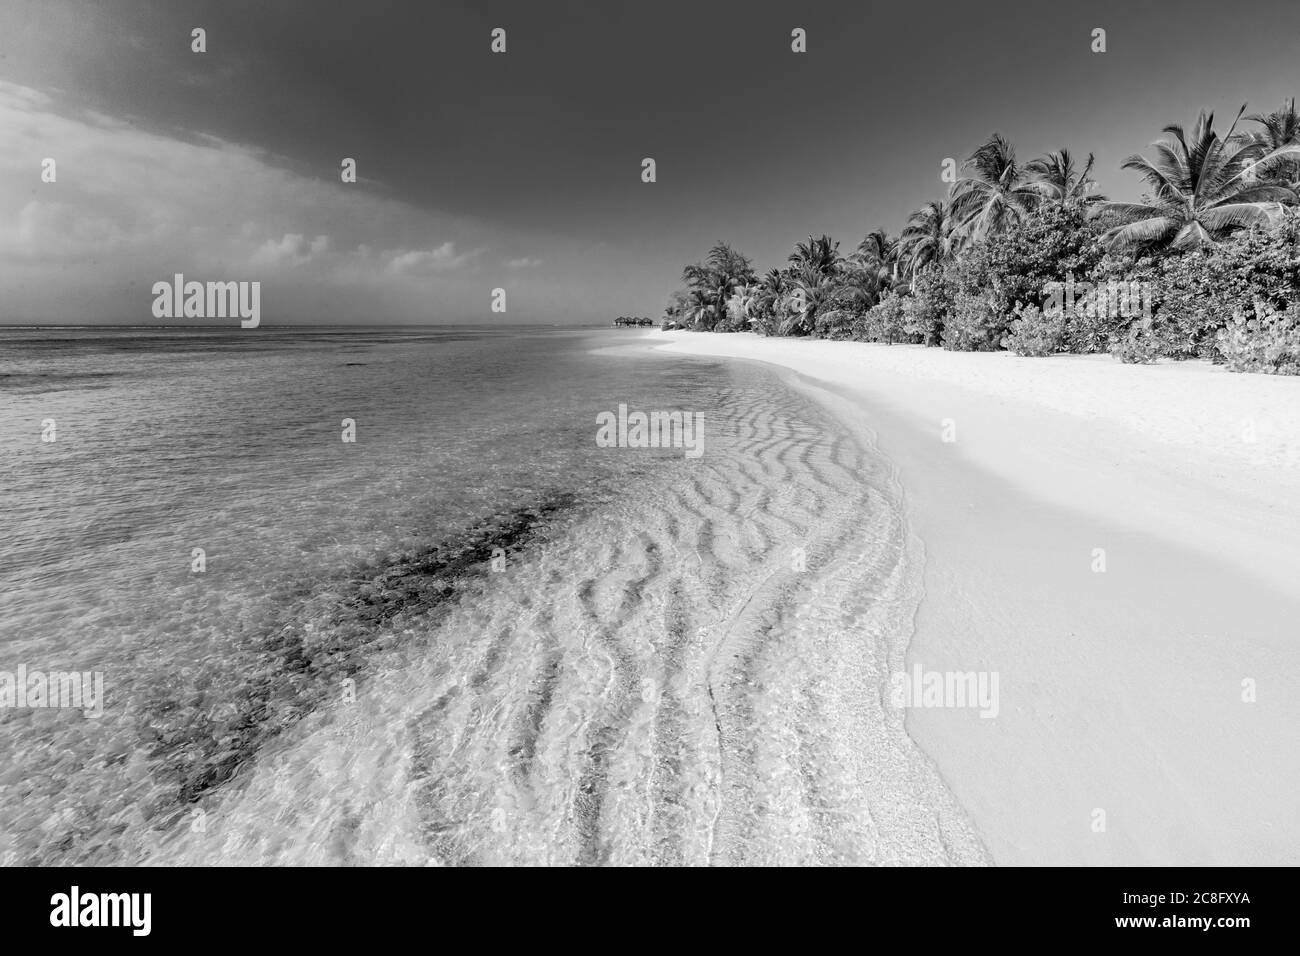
top-left (386, 242), bottom-right (479, 275)
top-left (505, 256), bottom-right (544, 269)
top-left (250, 233), bottom-right (332, 268)
top-left (13, 199), bottom-right (134, 261)
top-left (0, 81), bottom-right (495, 323)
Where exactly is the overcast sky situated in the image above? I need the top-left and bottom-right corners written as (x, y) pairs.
top-left (2, 0), bottom-right (1298, 325)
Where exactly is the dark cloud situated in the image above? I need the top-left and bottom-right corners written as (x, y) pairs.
top-left (1, 0), bottom-right (1296, 323)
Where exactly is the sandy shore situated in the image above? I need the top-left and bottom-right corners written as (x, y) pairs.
top-left (649, 330), bottom-right (1300, 866)
top-left (142, 353), bottom-right (989, 866)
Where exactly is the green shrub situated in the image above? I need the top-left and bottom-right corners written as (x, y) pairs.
top-left (942, 289), bottom-right (1004, 351)
top-left (750, 311), bottom-right (780, 336)
top-left (813, 308), bottom-right (858, 340)
top-left (853, 293), bottom-right (907, 343)
top-left (715, 308), bottom-right (749, 333)
top-left (901, 284), bottom-right (945, 345)
top-left (1002, 303), bottom-right (1066, 356)
top-left (1109, 323), bottom-right (1163, 364)
top-left (1057, 283), bottom-right (1134, 354)
top-left (983, 203), bottom-right (1110, 319)
top-left (1215, 303), bottom-right (1300, 374)
top-left (1124, 220), bottom-right (1300, 359)
top-left (772, 286), bottom-right (825, 336)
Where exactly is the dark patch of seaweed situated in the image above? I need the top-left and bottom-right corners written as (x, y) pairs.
top-left (138, 491), bottom-right (578, 825)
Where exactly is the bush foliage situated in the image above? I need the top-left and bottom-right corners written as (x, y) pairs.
top-left (665, 115), bottom-right (1300, 374)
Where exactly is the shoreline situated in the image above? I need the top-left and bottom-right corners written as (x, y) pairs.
top-left (136, 345), bottom-right (988, 865)
top-left (648, 329), bottom-right (1300, 865)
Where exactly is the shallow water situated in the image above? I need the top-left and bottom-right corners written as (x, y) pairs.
top-left (0, 326), bottom-right (986, 865)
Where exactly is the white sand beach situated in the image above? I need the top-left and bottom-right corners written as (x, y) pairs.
top-left (650, 329), bottom-right (1300, 866)
top-left (128, 348), bottom-right (993, 867)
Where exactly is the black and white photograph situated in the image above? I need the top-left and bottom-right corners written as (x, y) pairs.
top-left (0, 0), bottom-right (1295, 930)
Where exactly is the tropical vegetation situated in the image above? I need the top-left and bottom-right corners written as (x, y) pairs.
top-left (663, 100), bottom-right (1300, 374)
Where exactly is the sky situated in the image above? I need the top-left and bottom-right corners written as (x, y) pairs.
top-left (1, 0), bottom-right (1298, 325)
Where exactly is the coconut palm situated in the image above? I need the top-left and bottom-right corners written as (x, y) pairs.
top-left (1103, 107), bottom-right (1300, 251)
top-left (750, 268), bottom-right (788, 322)
top-left (1247, 99), bottom-right (1300, 193)
top-left (951, 134), bottom-right (1041, 241)
top-left (789, 234), bottom-right (842, 277)
top-left (899, 200), bottom-right (960, 284)
top-left (1025, 149), bottom-right (1106, 207)
top-left (723, 282), bottom-right (758, 331)
top-left (853, 228), bottom-right (900, 291)
top-left (784, 235), bottom-right (844, 335)
top-left (680, 264), bottom-right (716, 328)
top-left (829, 262), bottom-right (879, 313)
top-left (681, 241), bottom-right (755, 329)
top-left (663, 289), bottom-right (693, 324)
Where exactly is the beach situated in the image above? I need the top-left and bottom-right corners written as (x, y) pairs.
top-left (4, 325), bottom-right (1295, 866)
top-left (650, 329), bottom-right (1300, 865)
top-left (141, 334), bottom-right (989, 866)
top-left (2, 327), bottom-right (991, 866)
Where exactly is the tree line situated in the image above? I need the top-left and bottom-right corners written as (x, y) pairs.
top-left (664, 102), bottom-right (1300, 373)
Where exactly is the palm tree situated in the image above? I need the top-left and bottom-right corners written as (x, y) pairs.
top-left (828, 263), bottom-right (878, 314)
top-left (681, 241), bottom-right (755, 329)
top-left (723, 282), bottom-right (758, 331)
top-left (1103, 107), bottom-right (1300, 251)
top-left (680, 264), bottom-right (716, 328)
top-left (690, 295), bottom-right (717, 329)
top-left (951, 134), bottom-right (1041, 241)
top-left (1025, 149), bottom-right (1106, 207)
top-left (1247, 99), bottom-right (1300, 193)
top-left (751, 268), bottom-right (788, 324)
top-left (789, 234), bottom-right (842, 276)
top-left (899, 200), bottom-right (960, 284)
top-left (784, 235), bottom-right (844, 335)
top-left (853, 228), bottom-right (900, 292)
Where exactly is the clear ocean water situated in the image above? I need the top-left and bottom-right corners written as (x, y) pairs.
top-left (0, 326), bottom-right (984, 865)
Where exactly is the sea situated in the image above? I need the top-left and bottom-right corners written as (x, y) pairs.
top-left (0, 325), bottom-right (986, 866)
